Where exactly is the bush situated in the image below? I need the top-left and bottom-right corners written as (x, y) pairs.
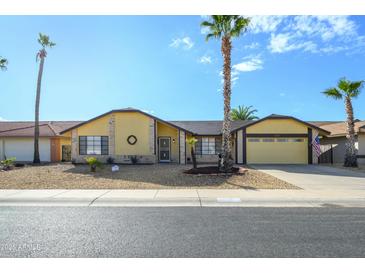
top-left (0, 157), bottom-right (16, 171)
top-left (130, 155), bottom-right (138, 165)
top-left (106, 157), bottom-right (115, 164)
top-left (85, 157), bottom-right (102, 172)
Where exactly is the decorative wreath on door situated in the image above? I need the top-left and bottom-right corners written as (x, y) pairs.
top-left (127, 135), bottom-right (138, 145)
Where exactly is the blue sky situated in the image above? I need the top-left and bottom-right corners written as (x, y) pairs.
top-left (1, 15), bottom-right (365, 122)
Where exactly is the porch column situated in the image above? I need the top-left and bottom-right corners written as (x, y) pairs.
top-left (179, 130), bottom-right (186, 164)
top-left (108, 114), bottom-right (116, 156)
top-left (148, 118), bottom-right (155, 155)
top-left (71, 129), bottom-right (78, 162)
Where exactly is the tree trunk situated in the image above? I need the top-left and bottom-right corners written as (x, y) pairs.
top-left (33, 51), bottom-right (45, 164)
top-left (344, 96), bottom-right (358, 167)
top-left (220, 35), bottom-right (233, 172)
top-left (191, 146), bottom-right (197, 169)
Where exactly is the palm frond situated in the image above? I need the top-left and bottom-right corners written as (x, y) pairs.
top-left (348, 80), bottom-right (364, 98)
top-left (231, 105), bottom-right (259, 120)
top-left (322, 88), bottom-right (343, 100)
top-left (325, 78), bottom-right (364, 99)
top-left (0, 57), bottom-right (8, 71)
top-left (38, 33), bottom-right (56, 48)
top-left (201, 15), bottom-right (251, 41)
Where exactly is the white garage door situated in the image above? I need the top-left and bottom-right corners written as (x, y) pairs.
top-left (3, 138), bottom-right (51, 162)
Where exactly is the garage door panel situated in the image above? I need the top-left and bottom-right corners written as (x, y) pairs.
top-left (4, 138), bottom-right (50, 162)
top-left (247, 138), bottom-right (308, 164)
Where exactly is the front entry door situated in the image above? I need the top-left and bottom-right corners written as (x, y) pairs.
top-left (159, 137), bottom-right (170, 162)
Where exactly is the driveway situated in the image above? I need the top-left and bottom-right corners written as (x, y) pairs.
top-left (251, 165), bottom-right (365, 191)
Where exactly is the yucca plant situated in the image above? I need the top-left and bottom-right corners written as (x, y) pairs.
top-left (85, 157), bottom-right (102, 172)
top-left (187, 137), bottom-right (198, 169)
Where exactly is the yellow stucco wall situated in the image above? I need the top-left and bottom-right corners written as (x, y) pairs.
top-left (77, 115), bottom-right (111, 136)
top-left (115, 112), bottom-right (151, 155)
top-left (246, 118), bottom-right (308, 164)
top-left (157, 122), bottom-right (179, 162)
top-left (247, 138), bottom-right (308, 164)
top-left (246, 119), bottom-right (308, 134)
top-left (59, 137), bottom-right (71, 159)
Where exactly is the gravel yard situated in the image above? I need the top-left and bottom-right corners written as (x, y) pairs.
top-left (0, 163), bottom-right (298, 189)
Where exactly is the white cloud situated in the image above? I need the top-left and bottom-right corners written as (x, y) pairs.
top-left (233, 55), bottom-right (264, 72)
top-left (279, 92), bottom-right (286, 97)
top-left (268, 33), bottom-right (317, 53)
top-left (244, 42), bottom-right (260, 50)
top-left (0, 117), bottom-right (8, 121)
top-left (198, 55), bottom-right (212, 64)
top-left (219, 55), bottom-right (263, 86)
top-left (249, 16), bottom-right (286, 34)
top-left (251, 16), bottom-right (362, 55)
top-left (169, 37), bottom-right (194, 50)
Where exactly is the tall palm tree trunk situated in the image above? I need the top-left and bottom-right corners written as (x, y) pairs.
top-left (33, 53), bottom-right (45, 164)
top-left (344, 96), bottom-right (358, 167)
top-left (221, 35), bottom-right (233, 172)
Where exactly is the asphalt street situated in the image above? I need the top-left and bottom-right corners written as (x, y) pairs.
top-left (0, 207), bottom-right (365, 257)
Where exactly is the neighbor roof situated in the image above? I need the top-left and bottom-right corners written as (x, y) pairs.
top-left (313, 120), bottom-right (365, 137)
top-left (0, 121), bottom-right (82, 137)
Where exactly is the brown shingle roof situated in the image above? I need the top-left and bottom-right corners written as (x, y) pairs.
top-left (169, 120), bottom-right (254, 135)
top-left (0, 121), bottom-right (82, 137)
top-left (313, 120), bottom-right (365, 137)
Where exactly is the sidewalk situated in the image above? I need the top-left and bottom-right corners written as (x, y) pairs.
top-left (1, 189), bottom-right (365, 207)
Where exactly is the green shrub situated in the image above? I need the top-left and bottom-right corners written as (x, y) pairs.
top-left (0, 157), bottom-right (16, 171)
top-left (85, 157), bottom-right (102, 172)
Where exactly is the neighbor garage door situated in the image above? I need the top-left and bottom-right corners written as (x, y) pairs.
top-left (3, 138), bottom-right (51, 162)
top-left (246, 137), bottom-right (308, 164)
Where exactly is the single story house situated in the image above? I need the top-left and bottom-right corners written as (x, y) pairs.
top-left (0, 121), bottom-right (80, 162)
top-left (311, 120), bottom-right (365, 165)
top-left (1, 108), bottom-right (330, 165)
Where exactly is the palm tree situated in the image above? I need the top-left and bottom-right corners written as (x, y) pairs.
top-left (323, 77), bottom-right (364, 167)
top-left (201, 16), bottom-right (250, 172)
top-left (0, 57), bottom-right (8, 71)
top-left (231, 105), bottom-right (259, 120)
top-left (33, 33), bottom-right (56, 164)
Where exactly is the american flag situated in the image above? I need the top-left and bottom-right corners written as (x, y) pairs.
top-left (312, 135), bottom-right (321, 157)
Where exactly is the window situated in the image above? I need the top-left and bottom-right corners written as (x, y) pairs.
top-left (291, 138), bottom-right (304, 142)
top-left (262, 138), bottom-right (275, 142)
top-left (79, 136), bottom-right (108, 155)
top-left (248, 138), bottom-right (260, 142)
top-left (277, 138), bottom-right (289, 142)
top-left (195, 137), bottom-right (221, 155)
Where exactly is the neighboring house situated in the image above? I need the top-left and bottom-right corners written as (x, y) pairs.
top-left (0, 121), bottom-right (80, 162)
top-left (312, 120), bottom-right (365, 165)
top-left (59, 108), bottom-right (328, 165)
top-left (0, 108), bottom-right (329, 165)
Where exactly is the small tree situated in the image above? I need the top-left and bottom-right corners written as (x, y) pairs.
top-left (187, 137), bottom-right (198, 169)
top-left (323, 77), bottom-right (364, 167)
